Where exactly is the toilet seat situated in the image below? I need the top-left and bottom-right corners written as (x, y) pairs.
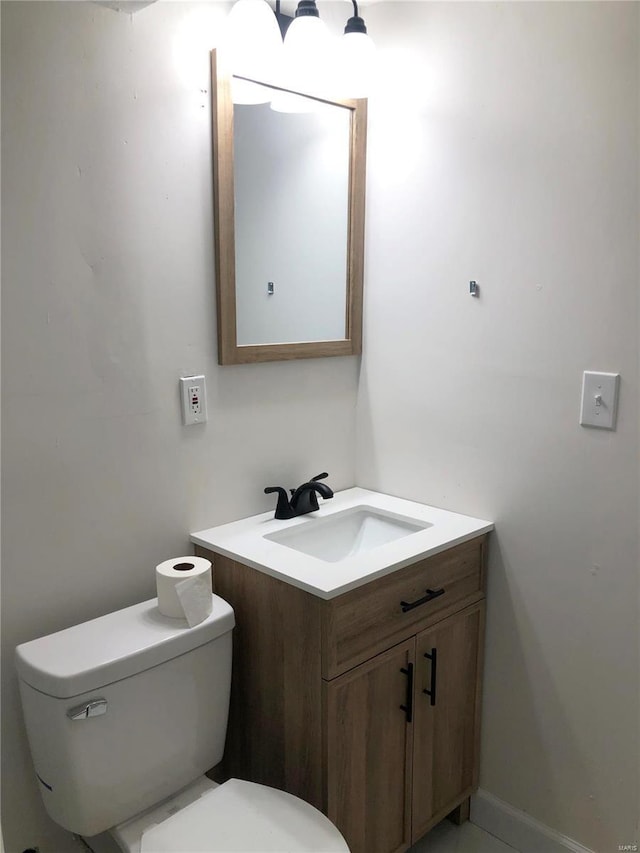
top-left (140, 779), bottom-right (349, 853)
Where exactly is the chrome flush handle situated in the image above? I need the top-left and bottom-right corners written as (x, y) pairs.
top-left (66, 699), bottom-right (107, 721)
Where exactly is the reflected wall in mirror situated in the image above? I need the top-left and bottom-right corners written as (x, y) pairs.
top-left (234, 100), bottom-right (350, 346)
top-left (211, 50), bottom-right (367, 365)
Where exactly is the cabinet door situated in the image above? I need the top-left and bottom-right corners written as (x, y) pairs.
top-left (411, 602), bottom-right (485, 839)
top-left (325, 639), bottom-right (415, 853)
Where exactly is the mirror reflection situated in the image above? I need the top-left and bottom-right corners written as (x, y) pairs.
top-left (212, 51), bottom-right (367, 365)
top-left (234, 91), bottom-right (351, 346)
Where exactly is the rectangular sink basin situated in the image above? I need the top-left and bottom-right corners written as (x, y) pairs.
top-left (264, 506), bottom-right (431, 563)
top-left (191, 487), bottom-right (494, 598)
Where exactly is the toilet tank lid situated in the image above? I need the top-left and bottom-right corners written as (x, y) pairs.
top-left (15, 595), bottom-right (234, 699)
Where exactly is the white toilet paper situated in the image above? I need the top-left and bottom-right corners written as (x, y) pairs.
top-left (156, 557), bottom-right (212, 626)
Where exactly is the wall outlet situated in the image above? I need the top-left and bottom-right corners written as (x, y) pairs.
top-left (180, 375), bottom-right (207, 426)
top-left (579, 371), bottom-right (620, 430)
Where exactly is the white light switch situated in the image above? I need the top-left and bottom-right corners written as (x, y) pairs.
top-left (580, 371), bottom-right (619, 430)
top-left (180, 375), bottom-right (207, 426)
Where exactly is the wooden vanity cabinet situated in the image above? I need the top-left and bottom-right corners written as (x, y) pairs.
top-left (325, 639), bottom-right (415, 853)
top-left (195, 534), bottom-right (487, 853)
top-left (411, 602), bottom-right (485, 838)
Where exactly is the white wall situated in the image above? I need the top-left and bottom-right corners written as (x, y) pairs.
top-left (2, 3), bottom-right (639, 853)
top-left (0, 4), bottom-right (358, 851)
top-left (359, 3), bottom-right (639, 852)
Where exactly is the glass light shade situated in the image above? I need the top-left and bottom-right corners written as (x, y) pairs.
top-left (225, 0), bottom-right (283, 102)
top-left (282, 15), bottom-right (333, 97)
top-left (339, 30), bottom-right (376, 99)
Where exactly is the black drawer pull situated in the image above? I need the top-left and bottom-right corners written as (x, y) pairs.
top-left (399, 663), bottom-right (414, 723)
top-left (423, 648), bottom-right (437, 706)
top-left (400, 587), bottom-right (445, 613)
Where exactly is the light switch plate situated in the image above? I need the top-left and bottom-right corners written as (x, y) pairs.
top-left (580, 371), bottom-right (620, 430)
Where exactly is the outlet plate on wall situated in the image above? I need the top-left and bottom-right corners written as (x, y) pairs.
top-left (180, 375), bottom-right (207, 426)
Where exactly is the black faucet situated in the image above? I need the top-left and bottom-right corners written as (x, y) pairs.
top-left (264, 473), bottom-right (334, 519)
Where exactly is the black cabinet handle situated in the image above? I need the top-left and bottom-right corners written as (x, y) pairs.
top-left (400, 587), bottom-right (445, 613)
top-left (399, 663), bottom-right (414, 723)
top-left (423, 648), bottom-right (437, 706)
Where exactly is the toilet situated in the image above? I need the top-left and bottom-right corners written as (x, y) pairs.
top-left (15, 594), bottom-right (349, 852)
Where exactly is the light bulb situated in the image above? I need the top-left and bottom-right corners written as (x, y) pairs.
top-left (339, 11), bottom-right (375, 99)
top-left (283, 13), bottom-right (333, 97)
top-left (225, 0), bottom-right (283, 103)
top-left (340, 30), bottom-right (376, 98)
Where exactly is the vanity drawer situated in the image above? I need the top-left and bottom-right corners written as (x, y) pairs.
top-left (322, 536), bottom-right (486, 679)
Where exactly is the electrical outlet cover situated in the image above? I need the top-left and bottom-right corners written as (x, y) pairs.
top-left (180, 375), bottom-right (207, 426)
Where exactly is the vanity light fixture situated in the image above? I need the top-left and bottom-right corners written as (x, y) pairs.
top-left (282, 0), bottom-right (331, 97)
top-left (224, 0), bottom-right (375, 102)
top-left (273, 0), bottom-right (293, 38)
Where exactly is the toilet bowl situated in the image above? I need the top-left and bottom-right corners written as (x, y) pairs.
top-left (110, 776), bottom-right (348, 853)
top-left (15, 594), bottom-right (348, 852)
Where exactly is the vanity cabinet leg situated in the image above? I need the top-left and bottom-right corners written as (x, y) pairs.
top-left (447, 797), bottom-right (470, 825)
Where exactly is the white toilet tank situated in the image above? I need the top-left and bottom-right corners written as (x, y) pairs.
top-left (15, 594), bottom-right (235, 838)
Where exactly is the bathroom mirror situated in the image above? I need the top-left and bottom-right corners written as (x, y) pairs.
top-left (211, 50), bottom-right (367, 365)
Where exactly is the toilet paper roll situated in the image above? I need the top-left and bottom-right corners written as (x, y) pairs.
top-left (156, 557), bottom-right (212, 625)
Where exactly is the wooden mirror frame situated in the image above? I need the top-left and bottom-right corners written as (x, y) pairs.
top-left (211, 49), bottom-right (367, 365)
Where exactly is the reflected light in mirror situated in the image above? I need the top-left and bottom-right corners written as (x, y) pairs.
top-left (270, 90), bottom-right (318, 113)
top-left (232, 77), bottom-right (276, 105)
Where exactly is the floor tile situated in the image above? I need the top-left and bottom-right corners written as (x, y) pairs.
top-left (409, 819), bottom-right (519, 853)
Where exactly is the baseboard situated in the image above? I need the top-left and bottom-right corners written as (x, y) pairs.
top-left (470, 789), bottom-right (596, 853)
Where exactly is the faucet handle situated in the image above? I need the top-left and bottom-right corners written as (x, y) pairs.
top-left (264, 486), bottom-right (294, 520)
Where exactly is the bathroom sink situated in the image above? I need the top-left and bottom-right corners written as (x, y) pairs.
top-left (263, 507), bottom-right (430, 563)
top-left (191, 487), bottom-right (493, 599)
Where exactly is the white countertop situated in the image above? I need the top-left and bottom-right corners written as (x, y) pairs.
top-left (191, 489), bottom-right (493, 600)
